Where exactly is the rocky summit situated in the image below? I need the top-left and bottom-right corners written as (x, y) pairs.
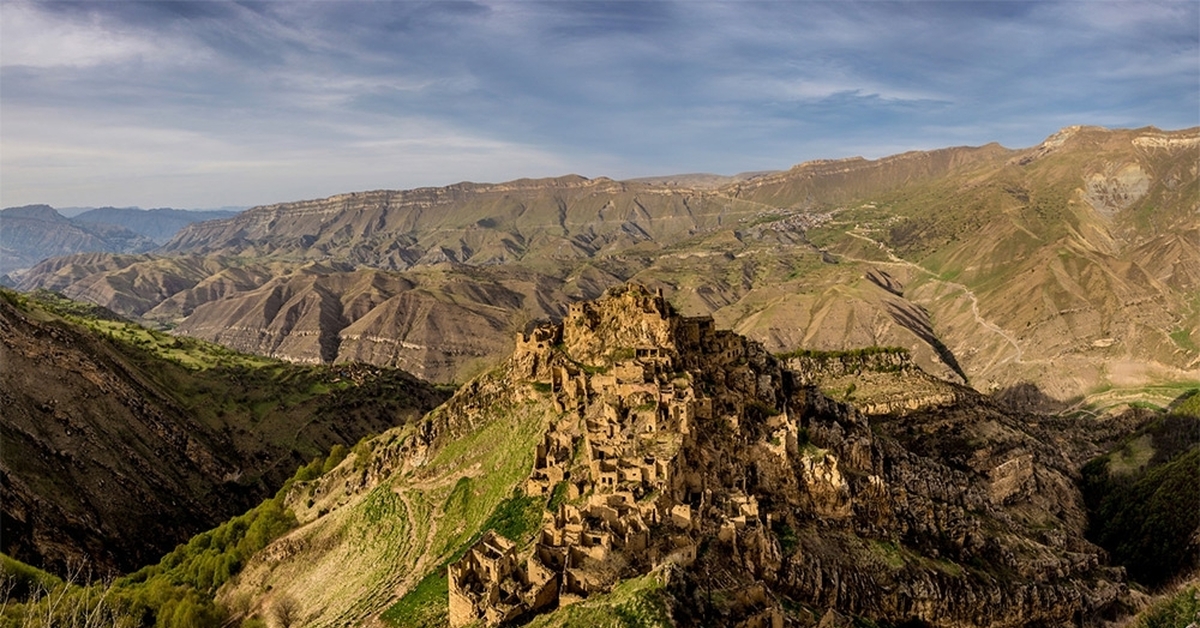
top-left (215, 284), bottom-right (1132, 627)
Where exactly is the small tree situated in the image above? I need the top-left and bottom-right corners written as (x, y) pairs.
top-left (271, 595), bottom-right (300, 628)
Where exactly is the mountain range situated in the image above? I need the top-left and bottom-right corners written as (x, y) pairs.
top-left (3, 121), bottom-right (1199, 627)
top-left (14, 125), bottom-right (1199, 409)
top-left (0, 205), bottom-right (240, 279)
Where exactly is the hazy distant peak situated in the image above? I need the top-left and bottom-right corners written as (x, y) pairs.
top-left (1, 204), bottom-right (65, 220)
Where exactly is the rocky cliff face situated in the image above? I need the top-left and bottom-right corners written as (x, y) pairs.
top-left (221, 284), bottom-right (1131, 627)
top-left (536, 285), bottom-right (1123, 626)
top-left (784, 348), bottom-right (969, 416)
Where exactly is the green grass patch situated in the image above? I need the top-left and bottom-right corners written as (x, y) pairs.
top-left (1170, 390), bottom-right (1200, 419)
top-left (524, 570), bottom-right (674, 628)
top-left (380, 569), bottom-right (449, 628)
top-left (1169, 329), bottom-right (1199, 354)
top-left (548, 481), bottom-right (570, 512)
top-left (0, 554), bottom-right (63, 600)
top-left (1135, 585), bottom-right (1199, 628)
top-left (479, 490), bottom-right (544, 543)
top-left (772, 521), bottom-right (799, 556)
top-left (868, 540), bottom-right (907, 570)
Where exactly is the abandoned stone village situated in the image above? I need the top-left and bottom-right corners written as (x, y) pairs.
top-left (445, 283), bottom-right (1109, 628)
top-left (448, 285), bottom-right (817, 627)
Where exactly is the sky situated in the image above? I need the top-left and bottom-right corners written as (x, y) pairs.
top-left (2, 1), bottom-right (1197, 209)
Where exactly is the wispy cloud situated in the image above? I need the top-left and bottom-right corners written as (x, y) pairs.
top-left (0, 1), bottom-right (201, 68)
top-left (1, 0), bottom-right (1196, 208)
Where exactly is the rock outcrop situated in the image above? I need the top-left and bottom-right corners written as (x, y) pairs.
top-left (784, 348), bottom-right (969, 416)
top-left (444, 284), bottom-right (1126, 627)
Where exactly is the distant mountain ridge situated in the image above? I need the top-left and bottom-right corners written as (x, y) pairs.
top-left (157, 144), bottom-right (1007, 267)
top-left (0, 205), bottom-right (157, 277)
top-left (0, 204), bottom-right (241, 278)
top-left (55, 205), bottom-right (247, 218)
top-left (74, 207), bottom-right (240, 244)
top-left (16, 125), bottom-right (1200, 404)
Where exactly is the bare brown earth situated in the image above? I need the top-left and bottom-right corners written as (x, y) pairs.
top-left (17, 126), bottom-right (1200, 403)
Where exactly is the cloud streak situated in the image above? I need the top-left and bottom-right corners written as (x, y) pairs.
top-left (2, 0), bottom-right (1196, 208)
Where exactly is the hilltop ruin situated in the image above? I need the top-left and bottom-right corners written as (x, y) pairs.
top-left (447, 283), bottom-right (1121, 627)
top-left (449, 285), bottom-right (788, 626)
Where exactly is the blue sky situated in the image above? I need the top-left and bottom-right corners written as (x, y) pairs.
top-left (2, 1), bottom-right (1197, 209)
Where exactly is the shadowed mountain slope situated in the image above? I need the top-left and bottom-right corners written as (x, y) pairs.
top-left (0, 290), bottom-right (448, 576)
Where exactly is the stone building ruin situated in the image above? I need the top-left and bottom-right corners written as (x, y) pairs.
top-left (448, 284), bottom-right (793, 627)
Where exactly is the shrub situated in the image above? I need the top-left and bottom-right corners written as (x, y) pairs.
top-left (1082, 417), bottom-right (1200, 587)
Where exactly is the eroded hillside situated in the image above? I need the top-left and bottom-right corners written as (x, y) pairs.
top-left (16, 126), bottom-right (1199, 405)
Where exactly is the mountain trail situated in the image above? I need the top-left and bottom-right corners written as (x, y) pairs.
top-left (844, 228), bottom-right (1026, 363)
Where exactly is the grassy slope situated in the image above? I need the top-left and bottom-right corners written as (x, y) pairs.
top-left (1, 288), bottom-right (448, 576)
top-left (1130, 582), bottom-right (1200, 628)
top-left (743, 129), bottom-right (1200, 404)
top-left (219, 381), bottom-right (556, 627)
top-left (12, 288), bottom-right (447, 482)
top-left (0, 378), bottom-right (555, 628)
top-left (522, 571), bottom-right (674, 628)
